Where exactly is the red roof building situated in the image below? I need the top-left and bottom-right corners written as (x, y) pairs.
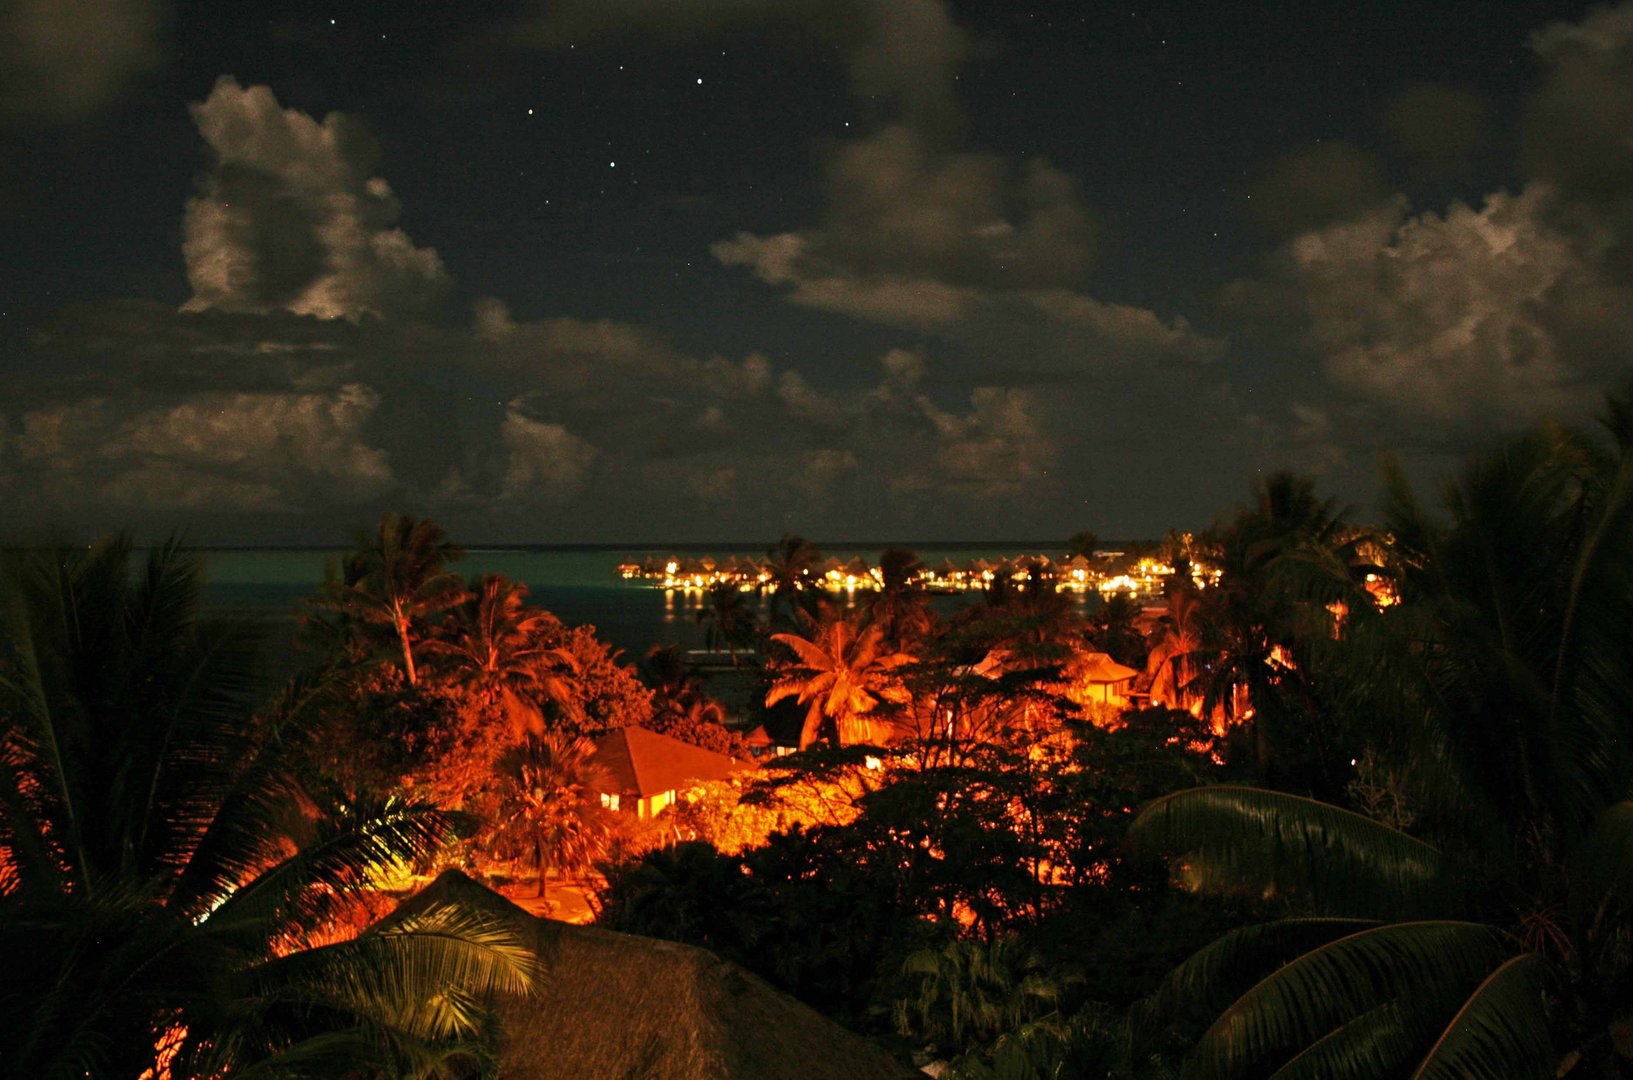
top-left (591, 725), bottom-right (747, 819)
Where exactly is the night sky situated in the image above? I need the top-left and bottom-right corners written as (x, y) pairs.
top-left (3, 0), bottom-right (1630, 544)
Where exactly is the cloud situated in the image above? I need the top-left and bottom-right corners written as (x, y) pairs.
top-left (1522, 2), bottom-right (1633, 273)
top-left (1243, 140), bottom-right (1391, 236)
top-left (0, 0), bottom-right (166, 127)
top-left (499, 406), bottom-right (599, 501)
top-left (1241, 186), bottom-right (1633, 437)
top-left (9, 381), bottom-right (393, 516)
top-left (181, 77), bottom-right (450, 321)
top-left (508, 0), bottom-right (969, 132)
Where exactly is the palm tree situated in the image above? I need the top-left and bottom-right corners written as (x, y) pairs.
top-left (492, 732), bottom-right (612, 899)
top-left (1129, 406), bottom-right (1633, 1077)
top-left (312, 512), bottom-right (466, 685)
top-left (1189, 472), bottom-right (1368, 785)
top-left (892, 936), bottom-right (1064, 1062)
top-left (1144, 582), bottom-right (1207, 716)
top-left (428, 573), bottom-right (581, 735)
top-left (763, 533), bottom-right (823, 627)
top-left (696, 580), bottom-right (759, 662)
top-left (0, 539), bottom-right (534, 1078)
top-left (766, 612), bottom-right (914, 749)
top-left (864, 545), bottom-right (935, 649)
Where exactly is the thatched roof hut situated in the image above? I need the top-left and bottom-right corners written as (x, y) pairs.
top-left (387, 872), bottom-right (912, 1079)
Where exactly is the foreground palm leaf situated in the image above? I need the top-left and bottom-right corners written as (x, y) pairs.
top-left (1133, 394), bottom-right (1633, 1078)
top-left (0, 540), bottom-right (534, 1078)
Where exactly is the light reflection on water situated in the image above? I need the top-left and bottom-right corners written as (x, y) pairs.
top-left (184, 544), bottom-right (1096, 660)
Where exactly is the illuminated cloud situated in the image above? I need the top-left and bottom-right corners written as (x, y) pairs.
top-left (10, 382), bottom-right (393, 515)
top-left (182, 77), bottom-right (450, 321)
top-left (499, 406), bottom-right (599, 502)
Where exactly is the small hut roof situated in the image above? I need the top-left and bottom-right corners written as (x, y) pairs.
top-left (384, 872), bottom-right (911, 1080)
top-left (593, 725), bottom-right (743, 798)
top-left (1078, 650), bottom-right (1140, 683)
top-left (743, 724), bottom-right (774, 748)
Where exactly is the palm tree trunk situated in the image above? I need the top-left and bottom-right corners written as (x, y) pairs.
top-left (397, 613), bottom-right (418, 685)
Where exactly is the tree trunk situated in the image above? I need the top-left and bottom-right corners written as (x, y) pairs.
top-left (397, 612), bottom-right (418, 685)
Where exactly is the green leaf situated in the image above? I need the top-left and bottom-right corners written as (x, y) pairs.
top-left (1183, 921), bottom-right (1510, 1079)
top-left (1409, 954), bottom-right (1556, 1079)
top-left (1129, 786), bottom-right (1450, 917)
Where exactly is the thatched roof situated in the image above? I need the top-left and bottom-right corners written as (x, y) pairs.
top-left (1078, 650), bottom-right (1140, 684)
top-left (388, 872), bottom-right (913, 1079)
top-left (593, 725), bottom-right (745, 799)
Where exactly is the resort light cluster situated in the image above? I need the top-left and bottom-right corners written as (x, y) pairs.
top-left (616, 551), bottom-right (1221, 598)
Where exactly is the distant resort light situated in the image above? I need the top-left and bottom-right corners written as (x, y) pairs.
top-left (617, 547), bottom-right (1222, 598)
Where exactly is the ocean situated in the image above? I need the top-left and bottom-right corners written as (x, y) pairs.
top-left (194, 543), bottom-right (1104, 661)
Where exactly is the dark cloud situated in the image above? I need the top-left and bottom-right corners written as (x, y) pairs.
top-left (1522, 3), bottom-right (1633, 274)
top-left (1242, 140), bottom-right (1391, 237)
top-left (0, 0), bottom-right (166, 127)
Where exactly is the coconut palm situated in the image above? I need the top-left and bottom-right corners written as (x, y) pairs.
top-left (1129, 406), bottom-right (1633, 1077)
top-left (695, 580), bottom-right (759, 662)
top-left (766, 612), bottom-right (914, 748)
top-left (864, 545), bottom-right (935, 649)
top-left (312, 513), bottom-right (466, 685)
top-left (428, 573), bottom-right (581, 735)
top-left (763, 533), bottom-right (823, 627)
top-left (1188, 472), bottom-right (1370, 785)
top-left (492, 731), bottom-right (611, 899)
top-left (0, 539), bottom-right (534, 1079)
top-left (1145, 583), bottom-right (1207, 716)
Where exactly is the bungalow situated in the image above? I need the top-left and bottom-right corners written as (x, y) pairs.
top-left (1074, 650), bottom-right (1141, 706)
top-left (592, 725), bottom-right (746, 819)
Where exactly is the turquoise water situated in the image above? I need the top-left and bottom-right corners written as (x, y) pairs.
top-left (194, 543), bottom-right (1101, 659)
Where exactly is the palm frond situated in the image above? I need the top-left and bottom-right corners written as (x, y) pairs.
top-left (1408, 953), bottom-right (1555, 1079)
top-left (1262, 1000), bottom-right (1419, 1079)
top-left (200, 801), bottom-right (472, 945)
top-left (1184, 921), bottom-right (1511, 1078)
top-left (1129, 786), bottom-right (1451, 916)
top-left (1146, 918), bottom-right (1379, 1027)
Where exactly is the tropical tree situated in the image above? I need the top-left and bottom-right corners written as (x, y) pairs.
top-left (1189, 472), bottom-right (1370, 788)
top-left (427, 573), bottom-right (581, 735)
top-left (1067, 530), bottom-right (1100, 560)
top-left (766, 612), bottom-right (915, 748)
top-left (0, 539), bottom-right (534, 1079)
top-left (695, 580), bottom-right (759, 662)
top-left (312, 513), bottom-right (466, 685)
top-left (1145, 582), bottom-right (1208, 717)
top-left (1129, 405), bottom-right (1633, 1077)
top-left (865, 545), bottom-right (936, 649)
top-left (763, 533), bottom-right (823, 627)
top-left (892, 936), bottom-right (1065, 1065)
top-left (491, 731), bottom-right (612, 899)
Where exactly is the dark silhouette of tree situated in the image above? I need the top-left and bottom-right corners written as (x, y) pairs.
top-left (763, 533), bottom-right (823, 627)
top-left (1067, 530), bottom-right (1100, 559)
top-left (695, 579), bottom-right (760, 661)
top-left (0, 539), bottom-right (532, 1077)
top-left (1131, 403), bottom-right (1633, 1077)
top-left (864, 545), bottom-right (936, 649)
top-left (311, 512), bottom-right (466, 685)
